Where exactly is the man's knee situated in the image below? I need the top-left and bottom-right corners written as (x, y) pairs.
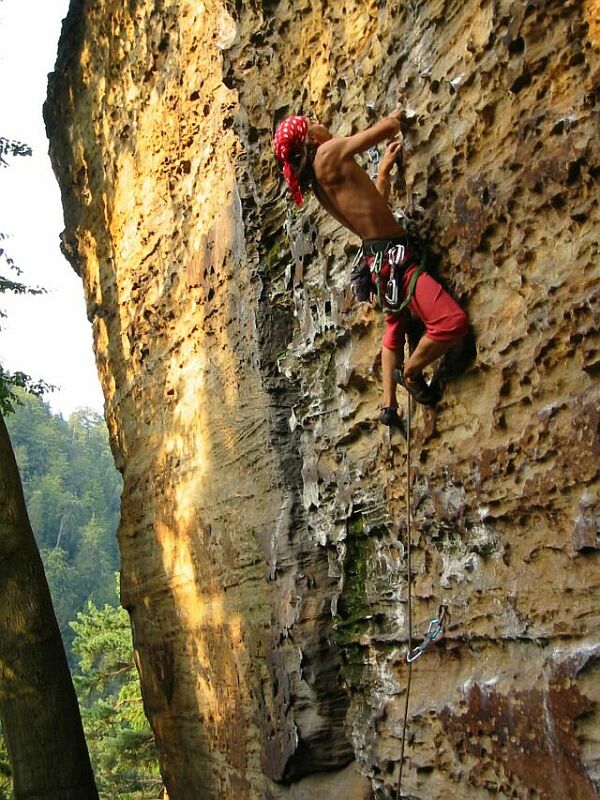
top-left (382, 331), bottom-right (405, 352)
top-left (382, 313), bottom-right (408, 352)
top-left (382, 341), bottom-right (402, 357)
top-left (451, 308), bottom-right (469, 341)
top-left (437, 307), bottom-right (469, 343)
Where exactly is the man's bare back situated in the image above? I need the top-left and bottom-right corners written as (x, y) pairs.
top-left (312, 143), bottom-right (406, 240)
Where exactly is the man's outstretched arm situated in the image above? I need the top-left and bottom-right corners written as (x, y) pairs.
top-left (339, 107), bottom-right (405, 158)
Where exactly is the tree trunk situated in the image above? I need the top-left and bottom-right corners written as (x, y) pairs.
top-left (0, 413), bottom-right (98, 800)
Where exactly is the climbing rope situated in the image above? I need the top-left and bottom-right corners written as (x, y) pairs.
top-left (396, 394), bottom-right (413, 800)
top-left (395, 392), bottom-right (448, 799)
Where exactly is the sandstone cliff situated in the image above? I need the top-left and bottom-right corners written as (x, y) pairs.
top-left (45, 0), bottom-right (600, 798)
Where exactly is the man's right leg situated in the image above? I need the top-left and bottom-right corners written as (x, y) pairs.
top-left (379, 315), bottom-right (407, 431)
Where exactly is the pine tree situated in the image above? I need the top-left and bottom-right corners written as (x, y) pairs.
top-left (0, 726), bottom-right (11, 800)
top-left (72, 599), bottom-right (164, 799)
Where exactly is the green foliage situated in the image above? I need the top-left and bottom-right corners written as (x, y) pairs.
top-left (0, 130), bottom-right (47, 410)
top-left (0, 132), bottom-right (33, 274)
top-left (0, 259), bottom-right (45, 299)
top-left (5, 389), bottom-right (122, 657)
top-left (72, 600), bottom-right (163, 800)
top-left (0, 726), bottom-right (11, 800)
top-left (0, 136), bottom-right (32, 167)
top-left (0, 366), bottom-right (52, 415)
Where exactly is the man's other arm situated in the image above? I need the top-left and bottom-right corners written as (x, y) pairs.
top-left (376, 140), bottom-right (403, 201)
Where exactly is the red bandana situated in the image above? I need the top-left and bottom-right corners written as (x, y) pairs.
top-left (272, 115), bottom-right (309, 207)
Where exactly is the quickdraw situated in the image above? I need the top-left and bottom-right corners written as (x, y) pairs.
top-left (367, 146), bottom-right (380, 179)
top-left (406, 606), bottom-right (447, 663)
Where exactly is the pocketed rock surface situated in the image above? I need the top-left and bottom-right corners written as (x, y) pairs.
top-left (45, 0), bottom-right (600, 797)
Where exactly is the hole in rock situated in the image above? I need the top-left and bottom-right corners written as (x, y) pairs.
top-left (567, 160), bottom-right (583, 183)
top-left (421, 188), bottom-right (438, 209)
top-left (508, 36), bottom-right (525, 55)
top-left (510, 72), bottom-right (532, 94)
top-left (569, 52), bottom-right (585, 67)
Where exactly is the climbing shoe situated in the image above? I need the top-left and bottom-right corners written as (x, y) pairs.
top-left (394, 368), bottom-right (441, 407)
top-left (379, 406), bottom-right (407, 436)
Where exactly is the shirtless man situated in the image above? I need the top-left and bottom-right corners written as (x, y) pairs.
top-left (272, 110), bottom-right (468, 427)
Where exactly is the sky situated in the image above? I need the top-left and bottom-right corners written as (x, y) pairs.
top-left (0, 0), bottom-right (104, 418)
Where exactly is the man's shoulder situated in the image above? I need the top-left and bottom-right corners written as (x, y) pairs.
top-left (314, 138), bottom-right (353, 177)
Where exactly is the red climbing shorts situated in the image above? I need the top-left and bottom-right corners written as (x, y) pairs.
top-left (382, 264), bottom-right (469, 352)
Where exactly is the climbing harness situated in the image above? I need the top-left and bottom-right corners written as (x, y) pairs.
top-left (395, 395), bottom-right (448, 800)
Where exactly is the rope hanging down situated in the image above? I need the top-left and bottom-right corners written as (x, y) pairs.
top-left (396, 395), bottom-right (414, 800)
top-left (395, 396), bottom-right (447, 800)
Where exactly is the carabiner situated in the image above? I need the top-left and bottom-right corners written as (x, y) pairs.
top-left (385, 277), bottom-right (399, 306)
top-left (406, 606), bottom-right (447, 663)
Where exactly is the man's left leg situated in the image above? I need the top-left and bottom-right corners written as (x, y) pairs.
top-left (403, 336), bottom-right (456, 381)
top-left (382, 344), bottom-right (400, 409)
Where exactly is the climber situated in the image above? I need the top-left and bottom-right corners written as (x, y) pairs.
top-left (272, 109), bottom-right (468, 428)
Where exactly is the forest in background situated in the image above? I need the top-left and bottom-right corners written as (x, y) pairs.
top-left (6, 390), bottom-right (121, 655)
top-left (0, 390), bottom-right (162, 799)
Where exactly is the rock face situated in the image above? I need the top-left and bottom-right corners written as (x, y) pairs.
top-left (45, 0), bottom-right (600, 798)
